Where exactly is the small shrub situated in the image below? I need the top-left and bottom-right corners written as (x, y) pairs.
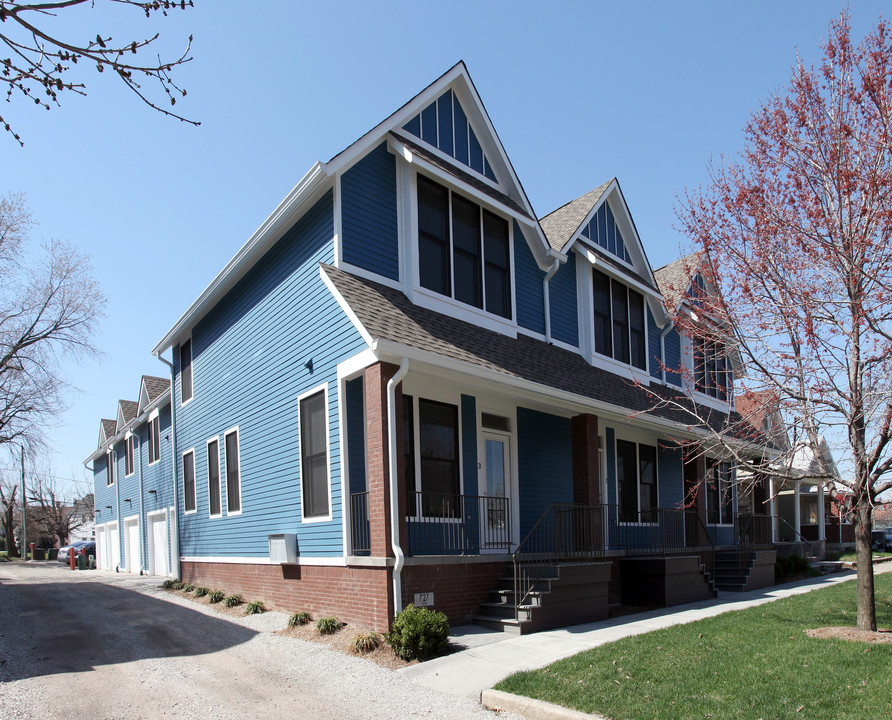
top-left (245, 600), bottom-right (266, 615)
top-left (161, 579), bottom-right (176, 589)
top-left (350, 632), bottom-right (382, 654)
top-left (289, 611), bottom-right (312, 627)
top-left (194, 586), bottom-right (209, 597)
top-left (385, 604), bottom-right (449, 661)
top-left (223, 594), bottom-right (243, 608)
top-left (776, 554), bottom-right (813, 580)
top-left (208, 590), bottom-right (225, 604)
top-left (316, 616), bottom-right (341, 635)
top-left (183, 584), bottom-right (195, 593)
top-left (171, 580), bottom-right (185, 591)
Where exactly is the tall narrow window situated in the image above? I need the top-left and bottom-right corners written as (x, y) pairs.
top-left (617, 439), bottom-right (658, 523)
top-left (418, 398), bottom-right (460, 518)
top-left (629, 291), bottom-right (646, 370)
top-left (694, 339), bottom-right (728, 400)
top-left (418, 176), bottom-right (450, 296)
top-left (638, 444), bottom-right (657, 521)
top-left (611, 280), bottom-right (630, 364)
top-left (107, 450), bottom-right (115, 486)
top-left (483, 210), bottom-right (511, 318)
top-left (183, 450), bottom-right (196, 513)
top-left (593, 270), bottom-right (612, 356)
top-left (224, 429), bottom-right (241, 513)
top-left (148, 414), bottom-right (161, 465)
top-left (403, 395), bottom-right (417, 516)
top-left (207, 438), bottom-right (221, 517)
top-left (300, 389), bottom-right (330, 519)
top-left (180, 339), bottom-right (193, 404)
top-left (125, 435), bottom-right (135, 476)
top-left (452, 194), bottom-right (482, 308)
top-left (706, 459), bottom-right (733, 524)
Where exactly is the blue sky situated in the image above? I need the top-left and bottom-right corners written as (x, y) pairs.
top-left (1, 0), bottom-right (885, 490)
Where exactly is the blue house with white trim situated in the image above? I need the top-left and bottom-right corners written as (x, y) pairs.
top-left (88, 63), bottom-right (776, 633)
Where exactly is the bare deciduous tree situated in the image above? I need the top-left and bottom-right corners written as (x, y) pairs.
top-left (28, 470), bottom-right (92, 546)
top-left (0, 0), bottom-right (198, 145)
top-left (667, 13), bottom-right (892, 631)
top-left (0, 474), bottom-right (18, 555)
top-left (0, 192), bottom-right (106, 453)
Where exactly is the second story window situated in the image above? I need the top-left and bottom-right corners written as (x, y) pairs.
top-left (107, 450), bottom-right (115, 486)
top-left (125, 435), bottom-right (135, 477)
top-left (180, 339), bottom-right (193, 404)
top-left (694, 338), bottom-right (728, 400)
top-left (148, 414), bottom-right (160, 465)
top-left (593, 269), bottom-right (646, 370)
top-left (417, 176), bottom-right (511, 319)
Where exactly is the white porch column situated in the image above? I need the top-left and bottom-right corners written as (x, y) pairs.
top-left (769, 477), bottom-right (777, 543)
top-left (817, 484), bottom-right (826, 542)
top-left (794, 483), bottom-right (802, 537)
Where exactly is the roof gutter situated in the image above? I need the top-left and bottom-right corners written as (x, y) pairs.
top-left (387, 358), bottom-right (409, 615)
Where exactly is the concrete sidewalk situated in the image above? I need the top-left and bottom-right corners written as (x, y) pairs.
top-left (400, 565), bottom-right (886, 699)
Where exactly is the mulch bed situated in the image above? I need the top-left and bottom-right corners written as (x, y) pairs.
top-left (806, 626), bottom-right (892, 644)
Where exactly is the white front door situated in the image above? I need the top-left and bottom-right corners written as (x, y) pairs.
top-left (149, 513), bottom-right (168, 576)
top-left (480, 431), bottom-right (512, 551)
top-left (124, 518), bottom-right (140, 573)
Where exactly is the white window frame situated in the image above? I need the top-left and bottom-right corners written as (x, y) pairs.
top-left (107, 449), bottom-right (115, 486)
top-left (298, 383), bottom-right (333, 524)
top-left (182, 448), bottom-right (196, 515)
top-left (147, 410), bottom-right (161, 466)
top-left (206, 436), bottom-right (223, 519)
top-left (125, 434), bottom-right (136, 477)
top-left (223, 426), bottom-right (242, 516)
top-left (180, 338), bottom-right (193, 406)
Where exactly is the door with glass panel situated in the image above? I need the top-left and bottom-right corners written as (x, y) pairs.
top-left (480, 430), bottom-right (512, 551)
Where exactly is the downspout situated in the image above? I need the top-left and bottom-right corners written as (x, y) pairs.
top-left (660, 320), bottom-right (675, 383)
top-left (135, 428), bottom-right (145, 573)
top-left (155, 352), bottom-right (181, 580)
top-left (387, 358), bottom-right (409, 615)
top-left (543, 258), bottom-right (560, 344)
top-left (114, 444), bottom-right (121, 571)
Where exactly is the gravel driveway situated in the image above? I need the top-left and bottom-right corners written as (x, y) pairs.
top-left (0, 562), bottom-right (518, 720)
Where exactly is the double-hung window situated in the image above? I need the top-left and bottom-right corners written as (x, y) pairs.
top-left (224, 428), bottom-right (241, 514)
top-left (207, 438), bottom-right (221, 517)
top-left (616, 439), bottom-right (658, 523)
top-left (417, 175), bottom-right (511, 319)
top-left (694, 338), bottom-right (728, 401)
top-left (404, 395), bottom-right (461, 518)
top-left (107, 450), bottom-right (115, 486)
top-left (148, 414), bottom-right (161, 465)
top-left (706, 459), bottom-right (733, 525)
top-left (125, 435), bottom-right (135, 477)
top-left (183, 449), bottom-right (196, 513)
top-left (300, 388), bottom-right (330, 520)
top-left (593, 269), bottom-right (646, 370)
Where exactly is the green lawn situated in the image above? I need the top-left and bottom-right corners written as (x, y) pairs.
top-left (495, 573), bottom-right (892, 719)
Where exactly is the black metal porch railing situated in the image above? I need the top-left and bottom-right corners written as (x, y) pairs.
top-left (405, 491), bottom-right (511, 555)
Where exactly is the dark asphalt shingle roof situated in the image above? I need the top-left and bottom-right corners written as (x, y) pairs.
top-left (119, 400), bottom-right (138, 425)
top-left (322, 264), bottom-right (758, 443)
top-left (654, 252), bottom-right (703, 310)
top-left (101, 419), bottom-right (116, 441)
top-left (142, 375), bottom-right (170, 403)
top-left (539, 180), bottom-right (612, 253)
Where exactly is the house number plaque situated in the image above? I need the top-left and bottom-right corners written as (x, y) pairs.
top-left (414, 592), bottom-right (434, 606)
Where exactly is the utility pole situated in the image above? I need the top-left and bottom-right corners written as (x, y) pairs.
top-left (20, 446), bottom-right (26, 560)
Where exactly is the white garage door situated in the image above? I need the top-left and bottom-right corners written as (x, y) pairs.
top-left (95, 525), bottom-right (107, 570)
top-left (107, 521), bottom-right (120, 571)
top-left (124, 518), bottom-right (140, 573)
top-left (149, 513), bottom-right (168, 577)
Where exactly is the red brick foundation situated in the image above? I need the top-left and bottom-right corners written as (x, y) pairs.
top-left (400, 560), bottom-right (507, 626)
top-left (181, 561), bottom-right (393, 632)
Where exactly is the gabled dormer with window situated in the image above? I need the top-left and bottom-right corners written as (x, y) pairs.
top-left (539, 180), bottom-right (667, 381)
top-left (654, 253), bottom-right (739, 410)
top-left (329, 63), bottom-right (558, 336)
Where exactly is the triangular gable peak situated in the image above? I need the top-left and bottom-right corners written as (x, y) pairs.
top-left (137, 375), bottom-right (171, 415)
top-left (98, 419), bottom-right (116, 450)
top-left (654, 252), bottom-right (706, 313)
top-left (115, 400), bottom-right (138, 435)
top-left (401, 88), bottom-right (498, 184)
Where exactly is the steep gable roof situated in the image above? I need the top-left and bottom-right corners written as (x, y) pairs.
top-left (98, 419), bottom-right (116, 449)
top-left (654, 251), bottom-right (704, 311)
top-left (115, 400), bottom-right (138, 434)
top-left (138, 375), bottom-right (171, 415)
top-left (540, 180), bottom-right (612, 253)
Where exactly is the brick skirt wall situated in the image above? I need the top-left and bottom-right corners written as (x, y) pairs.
top-left (181, 561), bottom-right (393, 632)
top-left (401, 561), bottom-right (506, 626)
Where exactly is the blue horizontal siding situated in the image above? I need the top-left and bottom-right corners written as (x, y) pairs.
top-left (175, 190), bottom-right (367, 559)
top-left (658, 442), bottom-right (683, 508)
top-left (648, 306), bottom-right (662, 380)
top-left (341, 143), bottom-right (399, 281)
top-left (549, 250), bottom-right (578, 347)
top-left (514, 222), bottom-right (545, 335)
top-left (517, 407), bottom-right (572, 538)
top-left (664, 326), bottom-right (682, 386)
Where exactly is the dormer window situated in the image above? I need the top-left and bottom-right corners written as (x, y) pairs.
top-left (592, 269), bottom-right (646, 370)
top-left (417, 175), bottom-right (511, 319)
top-left (694, 339), bottom-right (728, 401)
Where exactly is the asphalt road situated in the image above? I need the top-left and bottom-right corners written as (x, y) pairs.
top-left (0, 562), bottom-right (517, 720)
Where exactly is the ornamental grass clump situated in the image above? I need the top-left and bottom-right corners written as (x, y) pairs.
top-left (208, 590), bottom-right (225, 604)
top-left (245, 600), bottom-right (266, 615)
top-left (288, 611), bottom-right (312, 627)
top-left (194, 586), bottom-right (209, 597)
top-left (223, 593), bottom-right (243, 608)
top-left (384, 604), bottom-right (449, 661)
top-left (316, 616), bottom-right (341, 635)
top-left (350, 632), bottom-right (382, 654)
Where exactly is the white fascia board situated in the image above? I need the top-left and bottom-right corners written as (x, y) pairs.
top-left (318, 266), bottom-right (375, 348)
top-left (153, 163), bottom-right (330, 355)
